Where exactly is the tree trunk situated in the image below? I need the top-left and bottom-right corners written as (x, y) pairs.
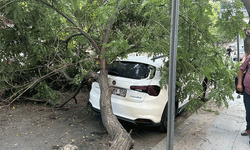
top-left (98, 68), bottom-right (134, 150)
top-left (97, 1), bottom-right (134, 148)
top-left (241, 0), bottom-right (250, 55)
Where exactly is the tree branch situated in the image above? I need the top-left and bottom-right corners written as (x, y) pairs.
top-left (36, 0), bottom-right (101, 55)
top-left (63, 33), bottom-right (83, 44)
top-left (0, 0), bottom-right (14, 11)
top-left (179, 14), bottom-right (214, 44)
top-left (3, 57), bottom-right (96, 106)
top-left (57, 70), bottom-right (99, 108)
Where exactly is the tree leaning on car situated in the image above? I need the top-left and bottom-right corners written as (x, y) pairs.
top-left (1, 0), bottom-right (249, 150)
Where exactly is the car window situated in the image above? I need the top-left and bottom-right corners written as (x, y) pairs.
top-left (235, 49), bottom-right (244, 52)
top-left (108, 61), bottom-right (153, 79)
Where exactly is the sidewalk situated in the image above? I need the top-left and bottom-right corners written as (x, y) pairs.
top-left (152, 92), bottom-right (250, 150)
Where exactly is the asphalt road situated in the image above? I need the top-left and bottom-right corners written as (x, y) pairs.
top-left (0, 92), bottom-right (193, 150)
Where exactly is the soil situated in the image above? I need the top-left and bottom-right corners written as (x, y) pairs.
top-left (0, 88), bottom-right (192, 150)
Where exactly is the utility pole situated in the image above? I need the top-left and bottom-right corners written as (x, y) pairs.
top-left (167, 0), bottom-right (179, 150)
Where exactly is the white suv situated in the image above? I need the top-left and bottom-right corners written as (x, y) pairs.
top-left (89, 55), bottom-right (189, 132)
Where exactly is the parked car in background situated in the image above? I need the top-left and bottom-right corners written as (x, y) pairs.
top-left (89, 55), bottom-right (189, 132)
top-left (231, 46), bottom-right (244, 61)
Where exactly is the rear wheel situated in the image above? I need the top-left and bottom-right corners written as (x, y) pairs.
top-left (158, 101), bottom-right (178, 133)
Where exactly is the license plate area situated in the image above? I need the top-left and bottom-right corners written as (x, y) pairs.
top-left (113, 87), bottom-right (127, 97)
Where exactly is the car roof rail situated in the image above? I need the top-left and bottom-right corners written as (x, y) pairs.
top-left (151, 55), bottom-right (165, 60)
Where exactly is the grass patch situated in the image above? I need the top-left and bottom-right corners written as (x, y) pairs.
top-left (204, 108), bottom-right (219, 115)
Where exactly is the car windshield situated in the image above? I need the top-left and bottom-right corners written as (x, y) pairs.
top-left (108, 61), bottom-right (152, 79)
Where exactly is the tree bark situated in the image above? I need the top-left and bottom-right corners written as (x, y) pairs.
top-left (98, 70), bottom-right (134, 150)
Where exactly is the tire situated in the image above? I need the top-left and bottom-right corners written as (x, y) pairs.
top-left (158, 101), bottom-right (178, 133)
